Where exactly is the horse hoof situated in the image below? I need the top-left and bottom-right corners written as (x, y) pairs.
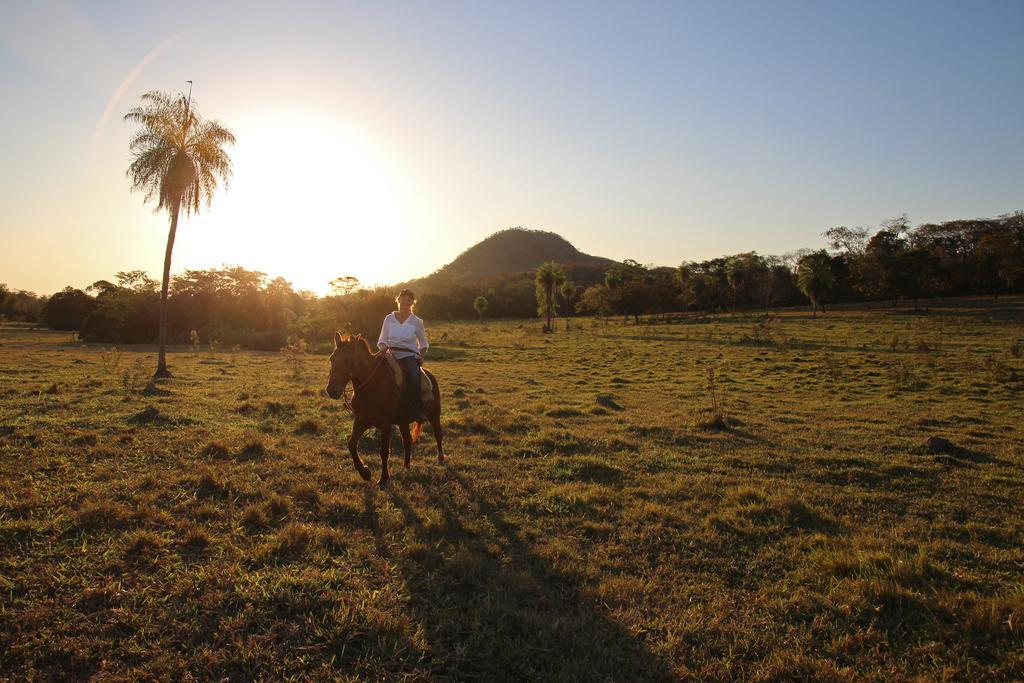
top-left (377, 477), bottom-right (389, 489)
top-left (358, 467), bottom-right (371, 482)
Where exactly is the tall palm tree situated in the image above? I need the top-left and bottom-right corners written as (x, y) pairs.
top-left (124, 90), bottom-right (235, 377)
top-left (535, 261), bottom-right (565, 332)
top-left (796, 250), bottom-right (836, 319)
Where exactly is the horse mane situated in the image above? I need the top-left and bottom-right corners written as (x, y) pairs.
top-left (338, 333), bottom-right (381, 358)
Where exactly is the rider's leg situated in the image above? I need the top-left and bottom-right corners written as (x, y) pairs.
top-left (400, 355), bottom-right (424, 422)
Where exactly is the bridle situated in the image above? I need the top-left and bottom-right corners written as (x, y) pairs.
top-left (338, 350), bottom-right (403, 422)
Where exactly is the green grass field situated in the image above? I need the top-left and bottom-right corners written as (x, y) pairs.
top-left (2, 299), bottom-right (1023, 680)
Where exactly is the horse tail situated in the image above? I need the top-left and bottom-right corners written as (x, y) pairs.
top-left (411, 368), bottom-right (440, 444)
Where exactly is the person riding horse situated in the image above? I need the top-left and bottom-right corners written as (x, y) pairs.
top-left (377, 289), bottom-right (428, 422)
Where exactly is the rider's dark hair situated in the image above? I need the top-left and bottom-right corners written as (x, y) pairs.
top-left (396, 289), bottom-right (416, 303)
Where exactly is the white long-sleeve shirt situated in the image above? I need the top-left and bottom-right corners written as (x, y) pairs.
top-left (377, 312), bottom-right (429, 359)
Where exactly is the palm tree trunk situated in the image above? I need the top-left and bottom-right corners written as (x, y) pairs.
top-left (155, 202), bottom-right (180, 378)
top-left (546, 285), bottom-right (553, 332)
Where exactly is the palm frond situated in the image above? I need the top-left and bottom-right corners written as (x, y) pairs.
top-left (123, 90), bottom-right (234, 217)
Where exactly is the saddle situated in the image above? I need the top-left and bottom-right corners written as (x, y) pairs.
top-left (383, 354), bottom-right (434, 402)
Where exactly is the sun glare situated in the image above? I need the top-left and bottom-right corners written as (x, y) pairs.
top-left (177, 110), bottom-right (414, 294)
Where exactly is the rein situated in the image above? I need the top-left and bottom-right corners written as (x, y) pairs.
top-left (342, 353), bottom-right (403, 423)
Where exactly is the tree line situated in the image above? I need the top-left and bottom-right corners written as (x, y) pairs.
top-left (420, 212), bottom-right (1024, 325)
top-left (562, 212), bottom-right (1023, 322)
top-left (3, 211), bottom-right (1021, 344)
top-left (2, 268), bottom-right (394, 352)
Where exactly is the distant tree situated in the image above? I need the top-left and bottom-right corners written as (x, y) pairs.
top-left (559, 280), bottom-right (580, 316)
top-left (80, 279), bottom-right (159, 344)
top-left (753, 256), bottom-right (781, 314)
top-left (124, 90), bottom-right (235, 378)
top-left (0, 288), bottom-right (45, 322)
top-left (881, 214), bottom-right (912, 235)
top-left (473, 295), bottom-right (488, 321)
top-left (976, 227), bottom-right (1024, 298)
top-left (675, 263), bottom-right (694, 315)
top-left (862, 228), bottom-right (908, 304)
top-left (824, 225), bottom-right (870, 256)
top-left (796, 250), bottom-right (836, 318)
top-left (535, 261), bottom-right (566, 332)
top-left (577, 284), bottom-right (611, 320)
top-left (725, 256), bottom-right (747, 314)
top-left (687, 258), bottom-right (729, 313)
top-left (41, 287), bottom-right (97, 330)
top-left (329, 276), bottom-right (361, 296)
top-left (899, 246), bottom-right (941, 310)
top-left (605, 260), bottom-right (652, 324)
top-left (116, 270), bottom-right (159, 293)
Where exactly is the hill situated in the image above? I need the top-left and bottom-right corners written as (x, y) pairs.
top-left (403, 227), bottom-right (617, 293)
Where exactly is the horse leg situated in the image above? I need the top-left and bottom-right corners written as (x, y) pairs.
top-left (378, 425), bottom-right (391, 488)
top-left (429, 404), bottom-right (444, 463)
top-left (347, 419), bottom-right (372, 481)
top-left (398, 422), bottom-right (413, 469)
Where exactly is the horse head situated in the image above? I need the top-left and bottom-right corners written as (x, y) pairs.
top-left (326, 332), bottom-right (361, 399)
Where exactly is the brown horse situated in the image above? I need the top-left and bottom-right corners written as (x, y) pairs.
top-left (325, 332), bottom-right (443, 487)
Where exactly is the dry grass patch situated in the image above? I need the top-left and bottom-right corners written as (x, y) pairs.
top-left (74, 499), bottom-right (129, 531)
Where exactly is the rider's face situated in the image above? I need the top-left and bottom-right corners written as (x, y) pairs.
top-left (397, 294), bottom-right (414, 310)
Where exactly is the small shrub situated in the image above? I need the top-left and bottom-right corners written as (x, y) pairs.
top-left (986, 355), bottom-right (1014, 384)
top-left (890, 360), bottom-right (922, 391)
top-left (75, 499), bottom-right (129, 531)
top-left (271, 522), bottom-right (315, 559)
top-left (595, 394), bottom-right (623, 411)
top-left (79, 582), bottom-right (120, 610)
top-left (100, 347), bottom-right (122, 373)
top-left (71, 432), bottom-right (98, 447)
top-left (821, 351), bottom-right (842, 382)
top-left (319, 527), bottom-right (346, 552)
top-left (739, 318), bottom-right (789, 348)
top-left (242, 504), bottom-right (268, 530)
top-left (264, 401), bottom-right (296, 418)
top-left (201, 441), bottom-right (230, 458)
top-left (280, 337), bottom-right (307, 381)
top-left (130, 503), bottom-right (169, 528)
top-left (124, 530), bottom-right (163, 562)
top-left (119, 359), bottom-right (144, 398)
top-left (191, 502), bottom-right (220, 522)
top-left (237, 438), bottom-right (267, 460)
top-left (294, 418), bottom-right (319, 435)
top-left (292, 485), bottom-right (321, 511)
top-left (181, 526), bottom-right (211, 550)
top-left (195, 467), bottom-right (228, 498)
top-left (266, 493), bottom-right (290, 520)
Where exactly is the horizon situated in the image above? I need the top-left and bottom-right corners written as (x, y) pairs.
top-left (3, 1), bottom-right (1023, 296)
top-left (3, 212), bottom-right (1024, 298)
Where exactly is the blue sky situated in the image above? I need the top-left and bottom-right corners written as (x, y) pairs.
top-left (2, 1), bottom-right (1022, 294)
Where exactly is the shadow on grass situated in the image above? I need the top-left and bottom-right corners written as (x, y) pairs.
top-left (929, 445), bottom-right (1010, 467)
top-left (365, 471), bottom-right (676, 681)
